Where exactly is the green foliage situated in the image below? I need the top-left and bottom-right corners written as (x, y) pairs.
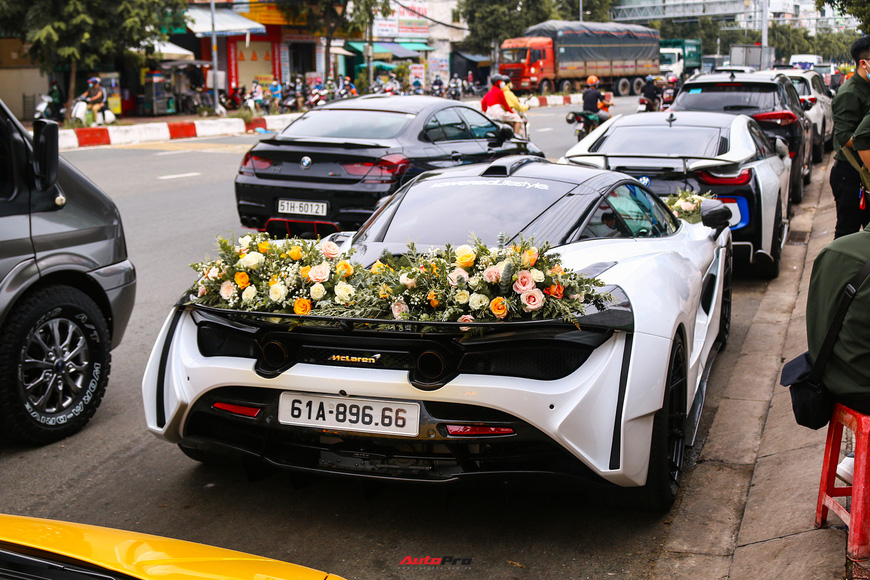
top-left (649, 17), bottom-right (720, 54)
top-left (0, 0), bottom-right (186, 73)
top-left (456, 0), bottom-right (560, 56)
top-left (553, 0), bottom-right (615, 22)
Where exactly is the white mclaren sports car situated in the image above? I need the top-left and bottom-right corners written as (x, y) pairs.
top-left (142, 156), bottom-right (732, 510)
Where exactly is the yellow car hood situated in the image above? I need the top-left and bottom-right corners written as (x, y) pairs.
top-left (0, 514), bottom-right (345, 580)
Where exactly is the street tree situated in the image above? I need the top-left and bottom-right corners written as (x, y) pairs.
top-left (456, 0), bottom-right (558, 59)
top-left (649, 16), bottom-right (721, 55)
top-left (554, 0), bottom-right (615, 22)
top-left (0, 0), bottom-right (186, 120)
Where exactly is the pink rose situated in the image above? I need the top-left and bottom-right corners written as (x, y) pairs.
top-left (483, 265), bottom-right (502, 284)
top-left (457, 314), bottom-right (474, 331)
top-left (680, 201), bottom-right (696, 212)
top-left (521, 288), bottom-right (545, 312)
top-left (447, 267), bottom-right (469, 287)
top-left (322, 240), bottom-right (341, 259)
top-left (399, 273), bottom-right (417, 289)
top-left (308, 262), bottom-right (331, 283)
top-left (513, 270), bottom-right (536, 294)
top-left (197, 285), bottom-right (208, 297)
top-left (219, 280), bottom-right (235, 300)
top-left (391, 299), bottom-right (409, 319)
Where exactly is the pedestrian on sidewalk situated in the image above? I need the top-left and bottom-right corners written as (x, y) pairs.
top-left (806, 224), bottom-right (870, 483)
top-left (830, 36), bottom-right (870, 238)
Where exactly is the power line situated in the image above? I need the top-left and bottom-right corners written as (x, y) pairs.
top-left (390, 0), bottom-right (469, 31)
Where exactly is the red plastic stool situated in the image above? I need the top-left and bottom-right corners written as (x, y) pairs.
top-left (817, 402), bottom-right (870, 561)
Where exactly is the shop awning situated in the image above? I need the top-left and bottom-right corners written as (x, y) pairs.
top-left (378, 42), bottom-right (420, 59)
top-left (400, 42), bottom-right (435, 52)
top-left (186, 7), bottom-right (265, 38)
top-left (345, 41), bottom-right (392, 60)
top-left (355, 60), bottom-right (397, 71)
top-left (134, 40), bottom-right (195, 61)
top-left (330, 46), bottom-right (355, 57)
top-left (456, 51), bottom-right (491, 64)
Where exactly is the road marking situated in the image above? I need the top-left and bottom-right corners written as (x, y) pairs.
top-left (117, 142), bottom-right (252, 155)
top-left (155, 150), bottom-right (191, 156)
top-left (537, 128), bottom-right (553, 132)
top-left (158, 172), bottom-right (201, 180)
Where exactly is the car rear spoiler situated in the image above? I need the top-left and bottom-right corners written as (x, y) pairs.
top-left (565, 153), bottom-right (744, 173)
top-left (179, 285), bottom-right (633, 333)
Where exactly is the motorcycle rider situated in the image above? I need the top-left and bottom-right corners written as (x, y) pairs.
top-left (641, 75), bottom-right (663, 111)
top-left (582, 75), bottom-right (612, 123)
top-left (661, 74), bottom-right (679, 109)
top-left (431, 74), bottom-right (444, 96)
top-left (344, 76), bottom-right (357, 96)
top-left (268, 79), bottom-right (282, 113)
top-left (324, 76), bottom-right (337, 101)
top-left (482, 75), bottom-right (521, 128)
top-left (385, 72), bottom-right (402, 95)
top-left (449, 74), bottom-right (462, 99)
top-left (250, 80), bottom-right (264, 111)
top-left (411, 75), bottom-right (423, 95)
top-left (78, 77), bottom-right (105, 126)
top-left (501, 76), bottom-right (528, 138)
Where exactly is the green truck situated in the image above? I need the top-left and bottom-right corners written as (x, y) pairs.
top-left (659, 38), bottom-right (702, 80)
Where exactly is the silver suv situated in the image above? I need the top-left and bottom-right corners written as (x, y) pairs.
top-left (0, 99), bottom-right (136, 444)
top-left (785, 69), bottom-right (835, 162)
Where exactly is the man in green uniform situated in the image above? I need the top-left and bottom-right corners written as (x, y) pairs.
top-left (830, 36), bottom-right (870, 238)
top-left (806, 226), bottom-right (870, 482)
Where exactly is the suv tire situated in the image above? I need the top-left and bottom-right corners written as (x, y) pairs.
top-left (812, 125), bottom-right (824, 163)
top-left (0, 286), bottom-right (111, 444)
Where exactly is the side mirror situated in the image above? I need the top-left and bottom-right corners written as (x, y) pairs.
top-left (828, 89), bottom-right (836, 98)
top-left (494, 125), bottom-right (514, 143)
top-left (774, 137), bottom-right (790, 159)
top-left (700, 198), bottom-right (732, 232)
top-left (801, 99), bottom-right (814, 111)
top-left (33, 119), bottom-right (59, 192)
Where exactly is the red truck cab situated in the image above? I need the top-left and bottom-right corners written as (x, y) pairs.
top-left (500, 37), bottom-right (556, 93)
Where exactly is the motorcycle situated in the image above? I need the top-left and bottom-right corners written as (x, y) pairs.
top-left (71, 98), bottom-right (116, 126)
top-left (636, 96), bottom-right (661, 113)
top-left (430, 84), bottom-right (444, 98)
top-left (447, 83), bottom-right (461, 100)
top-left (305, 88), bottom-right (326, 108)
top-left (221, 86), bottom-right (244, 110)
top-left (565, 110), bottom-right (600, 142)
top-left (34, 94), bottom-right (64, 122)
top-left (661, 87), bottom-right (676, 110)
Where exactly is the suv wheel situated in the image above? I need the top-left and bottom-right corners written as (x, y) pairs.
top-left (0, 286), bottom-right (110, 444)
top-left (755, 199), bottom-right (783, 279)
top-left (803, 146), bottom-right (814, 184)
top-left (790, 165), bottom-right (804, 204)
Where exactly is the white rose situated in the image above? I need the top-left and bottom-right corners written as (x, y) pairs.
top-left (239, 251), bottom-right (265, 270)
top-left (530, 268), bottom-right (545, 283)
top-left (334, 281), bottom-right (355, 303)
top-left (454, 290), bottom-right (470, 305)
top-left (242, 285), bottom-right (257, 303)
top-left (238, 235), bottom-right (253, 249)
top-left (469, 293), bottom-right (490, 310)
top-left (207, 267), bottom-right (219, 280)
top-left (269, 282), bottom-right (287, 302)
top-left (468, 275), bottom-right (482, 290)
top-left (310, 283), bottom-right (326, 301)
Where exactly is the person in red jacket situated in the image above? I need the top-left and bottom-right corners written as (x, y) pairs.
top-left (481, 75), bottom-right (521, 129)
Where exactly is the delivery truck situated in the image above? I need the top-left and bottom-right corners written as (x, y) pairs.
top-left (499, 20), bottom-right (661, 96)
top-left (659, 38), bottom-right (702, 80)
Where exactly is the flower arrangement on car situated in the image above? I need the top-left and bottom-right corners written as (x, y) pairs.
top-left (187, 232), bottom-right (609, 327)
top-left (665, 190), bottom-right (715, 224)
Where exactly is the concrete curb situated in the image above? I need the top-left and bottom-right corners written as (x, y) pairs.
top-left (59, 94), bottom-right (590, 150)
top-left (651, 154), bottom-right (846, 579)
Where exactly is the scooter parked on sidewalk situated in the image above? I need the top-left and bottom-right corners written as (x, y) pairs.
top-left (34, 94), bottom-right (64, 122)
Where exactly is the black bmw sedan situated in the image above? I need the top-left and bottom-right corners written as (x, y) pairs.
top-left (235, 95), bottom-right (544, 238)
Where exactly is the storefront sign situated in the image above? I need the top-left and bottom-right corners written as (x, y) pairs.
top-left (373, 1), bottom-right (428, 39)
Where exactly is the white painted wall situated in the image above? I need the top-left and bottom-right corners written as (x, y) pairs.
top-left (0, 69), bottom-right (48, 120)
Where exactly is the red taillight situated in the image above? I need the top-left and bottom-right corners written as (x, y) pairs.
top-left (343, 154), bottom-right (410, 183)
top-left (239, 152), bottom-right (272, 175)
top-left (212, 402), bottom-right (261, 418)
top-left (638, 97), bottom-right (648, 104)
top-left (752, 110), bottom-right (798, 125)
top-left (788, 151), bottom-right (796, 158)
top-left (695, 168), bottom-right (752, 186)
top-left (445, 425), bottom-right (515, 436)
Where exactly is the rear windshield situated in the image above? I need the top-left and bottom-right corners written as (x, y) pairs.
top-left (281, 110), bottom-right (413, 139)
top-left (790, 78), bottom-right (811, 96)
top-left (372, 177), bottom-right (574, 246)
top-left (672, 82), bottom-right (778, 112)
top-left (591, 125), bottom-right (725, 157)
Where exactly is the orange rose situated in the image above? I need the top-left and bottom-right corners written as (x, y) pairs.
top-left (379, 283), bottom-right (392, 298)
top-left (428, 290), bottom-right (440, 308)
top-left (293, 297), bottom-right (312, 315)
top-left (522, 248), bottom-right (538, 267)
top-left (234, 271), bottom-right (250, 288)
top-left (550, 265), bottom-right (564, 275)
top-left (258, 241), bottom-right (270, 253)
top-left (489, 296), bottom-right (508, 319)
top-left (289, 246), bottom-right (304, 261)
top-left (269, 276), bottom-right (278, 287)
top-left (544, 283), bottom-right (564, 299)
top-left (336, 260), bottom-right (354, 278)
top-left (300, 265), bottom-right (311, 281)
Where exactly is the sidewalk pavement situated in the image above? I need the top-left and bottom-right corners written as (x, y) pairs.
top-left (651, 155), bottom-right (848, 579)
top-left (47, 93), bottom-right (583, 150)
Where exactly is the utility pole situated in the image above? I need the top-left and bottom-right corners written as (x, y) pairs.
top-left (210, 0), bottom-right (224, 115)
top-left (761, 0), bottom-right (769, 48)
top-left (579, 0), bottom-right (583, 22)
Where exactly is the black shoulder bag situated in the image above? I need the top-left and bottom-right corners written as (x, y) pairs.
top-left (780, 257), bottom-right (870, 429)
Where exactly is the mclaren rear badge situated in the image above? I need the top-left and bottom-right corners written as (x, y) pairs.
top-left (328, 354), bottom-right (382, 364)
